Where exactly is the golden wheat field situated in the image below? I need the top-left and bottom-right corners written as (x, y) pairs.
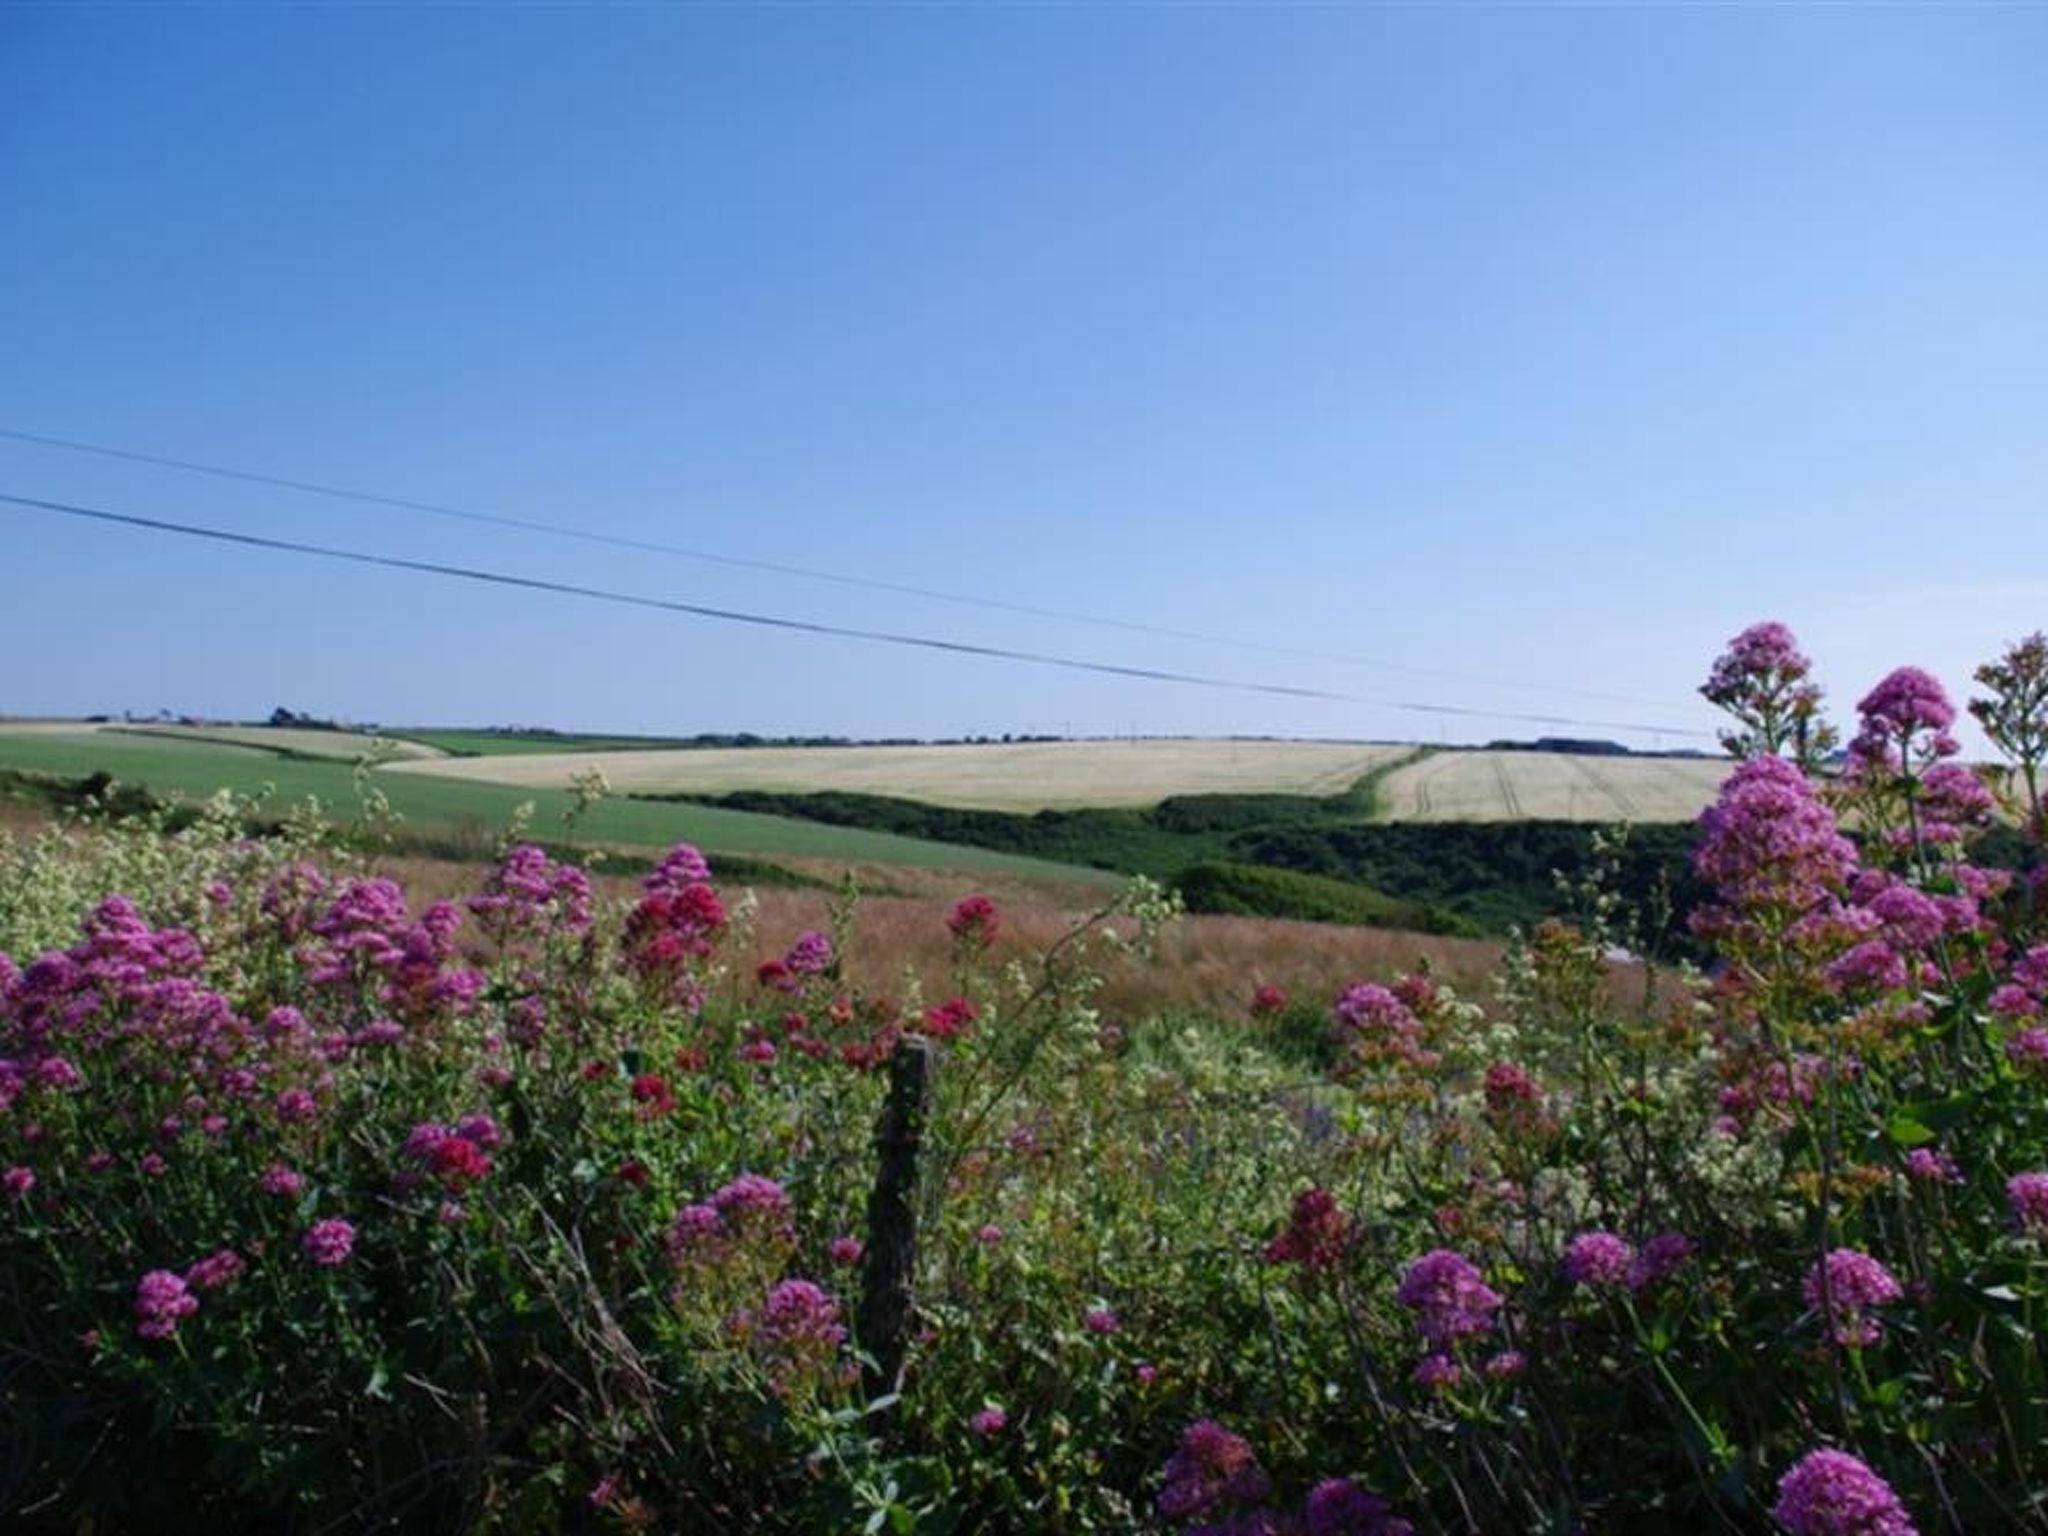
top-left (381, 737), bottom-right (1411, 811)
top-left (1374, 749), bottom-right (1731, 822)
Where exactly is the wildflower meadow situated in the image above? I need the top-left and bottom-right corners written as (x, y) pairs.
top-left (3, 624), bottom-right (2047, 1533)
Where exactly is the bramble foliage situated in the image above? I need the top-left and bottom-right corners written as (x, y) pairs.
top-left (2, 623), bottom-right (2047, 1534)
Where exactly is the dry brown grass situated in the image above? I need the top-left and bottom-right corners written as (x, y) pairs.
top-left (377, 852), bottom-right (1503, 1020)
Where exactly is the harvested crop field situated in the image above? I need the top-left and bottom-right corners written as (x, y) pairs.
top-left (112, 725), bottom-right (447, 760)
top-left (383, 737), bottom-right (1410, 811)
top-left (1375, 749), bottom-right (1731, 822)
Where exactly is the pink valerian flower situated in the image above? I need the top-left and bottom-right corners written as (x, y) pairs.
top-left (1264, 1186), bottom-right (1349, 1271)
top-left (1250, 984), bottom-right (1289, 1017)
top-left (731, 1278), bottom-right (848, 1392)
top-left (2008, 1172), bottom-right (2048, 1235)
top-left (713, 1173), bottom-right (792, 1228)
top-left (643, 842), bottom-right (712, 894)
top-left (32, 1055), bottom-right (82, 1091)
top-left (1827, 941), bottom-right (1909, 995)
top-left (1903, 1148), bottom-right (1962, 1185)
top-left (1157, 1419), bottom-right (1271, 1523)
top-left (630, 1072), bottom-right (677, 1118)
top-left (921, 997), bottom-right (979, 1040)
top-left (1412, 1352), bottom-right (1461, 1391)
top-left (828, 1235), bottom-right (864, 1266)
top-left (668, 1174), bottom-right (796, 1263)
top-left (183, 1249), bottom-right (246, 1291)
top-left (134, 1269), bottom-right (199, 1340)
top-left (260, 1163), bottom-right (305, 1198)
top-left (1994, 986), bottom-right (2043, 1022)
top-left (622, 877), bottom-right (727, 1007)
top-left (307, 880), bottom-right (481, 1026)
top-left (3, 1165), bottom-right (34, 1200)
top-left (666, 1202), bottom-right (723, 1260)
top-left (969, 1406), bottom-right (1008, 1437)
top-left (1395, 1249), bottom-right (1502, 1346)
top-left (1483, 1060), bottom-right (1544, 1121)
top-left (1302, 1477), bottom-right (1412, 1536)
top-left (755, 958), bottom-right (798, 993)
top-left (1857, 666), bottom-right (1957, 752)
top-left (946, 895), bottom-right (1001, 948)
top-left (1692, 756), bottom-right (1857, 938)
top-left (425, 1136), bottom-right (491, 1188)
top-left (465, 844), bottom-right (593, 950)
top-left (783, 930), bottom-right (834, 977)
top-left (1701, 622), bottom-right (1832, 761)
top-left (1628, 1231), bottom-right (1696, 1291)
top-left (1332, 982), bottom-right (1438, 1071)
top-left (2010, 1028), bottom-right (2048, 1083)
top-left (1482, 1350), bottom-right (1528, 1381)
top-left (1858, 882), bottom-right (1946, 951)
top-left (1772, 1448), bottom-right (1919, 1536)
top-left (977, 1223), bottom-right (1004, 1245)
top-left (1917, 763), bottom-right (1996, 839)
top-left (2016, 946), bottom-right (2048, 994)
top-left (1561, 1231), bottom-right (1635, 1290)
top-left (302, 1218), bottom-right (356, 1267)
top-left (1083, 1307), bottom-right (1121, 1335)
top-left (1803, 1249), bottom-right (1903, 1348)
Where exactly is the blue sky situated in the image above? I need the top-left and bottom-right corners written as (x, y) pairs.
top-left (2, 4), bottom-right (2044, 747)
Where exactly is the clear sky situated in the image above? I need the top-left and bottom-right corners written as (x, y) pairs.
top-left (2, 3), bottom-right (2044, 748)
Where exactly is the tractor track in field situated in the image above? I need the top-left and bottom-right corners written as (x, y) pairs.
top-left (1568, 756), bottom-right (1639, 819)
top-left (1490, 756), bottom-right (1523, 818)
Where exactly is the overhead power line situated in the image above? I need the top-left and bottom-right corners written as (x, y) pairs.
top-left (0, 489), bottom-right (1718, 739)
top-left (0, 423), bottom-right (1686, 712)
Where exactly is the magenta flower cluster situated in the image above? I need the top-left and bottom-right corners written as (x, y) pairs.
top-left (1772, 1449), bottom-right (1919, 1536)
top-left (1802, 1249), bottom-right (1903, 1348)
top-left (1395, 1249), bottom-right (1501, 1347)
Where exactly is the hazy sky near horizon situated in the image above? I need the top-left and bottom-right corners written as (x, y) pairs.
top-left (3, 4), bottom-right (2045, 749)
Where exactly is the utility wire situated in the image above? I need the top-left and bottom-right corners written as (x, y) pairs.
top-left (0, 423), bottom-right (1688, 712)
top-left (0, 489), bottom-right (1717, 739)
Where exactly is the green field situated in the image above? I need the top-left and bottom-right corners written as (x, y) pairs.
top-left (0, 727), bottom-right (1116, 883)
top-left (387, 728), bottom-right (706, 757)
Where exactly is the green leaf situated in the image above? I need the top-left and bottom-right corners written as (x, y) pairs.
top-left (1885, 1112), bottom-right (1936, 1148)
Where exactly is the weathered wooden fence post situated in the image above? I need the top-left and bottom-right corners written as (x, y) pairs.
top-left (857, 1035), bottom-right (936, 1401)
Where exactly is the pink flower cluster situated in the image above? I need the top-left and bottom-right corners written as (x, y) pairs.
top-left (134, 1268), bottom-right (199, 1339)
top-left (466, 844), bottom-right (593, 959)
top-left (1772, 1448), bottom-right (1919, 1536)
top-left (946, 895), bottom-right (1000, 949)
top-left (307, 879), bottom-right (483, 1026)
top-left (1332, 983), bottom-right (1438, 1071)
top-left (1560, 1230), bottom-right (1634, 1290)
top-left (1395, 1249), bottom-right (1501, 1347)
top-left (1802, 1249), bottom-right (1902, 1348)
top-left (1693, 757), bottom-right (1856, 937)
top-left (667, 1173), bottom-right (796, 1263)
top-left (1264, 1186), bottom-right (1349, 1271)
top-left (2008, 1172), bottom-right (2048, 1236)
top-left (622, 845), bottom-right (727, 1008)
top-left (1157, 1419), bottom-right (1271, 1525)
top-left (729, 1277), bottom-right (847, 1394)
